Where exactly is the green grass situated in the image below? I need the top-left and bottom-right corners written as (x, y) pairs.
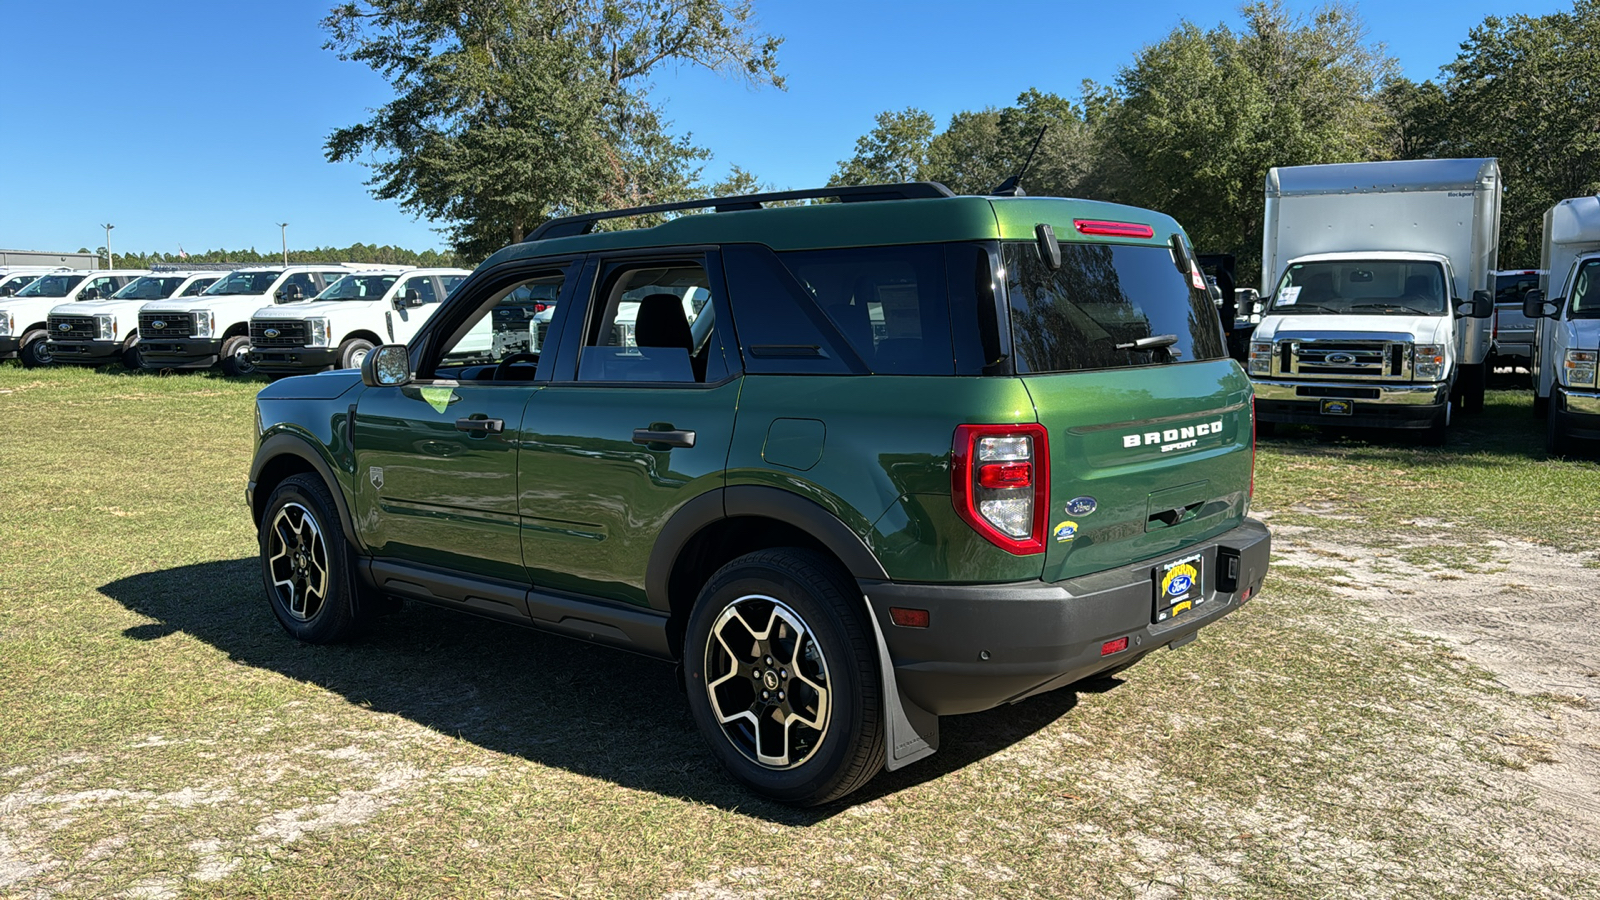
top-left (2, 363), bottom-right (1597, 898)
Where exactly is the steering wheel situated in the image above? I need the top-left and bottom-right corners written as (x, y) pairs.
top-left (493, 351), bottom-right (539, 381)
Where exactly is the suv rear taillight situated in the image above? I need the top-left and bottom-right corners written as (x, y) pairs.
top-left (951, 424), bottom-right (1049, 554)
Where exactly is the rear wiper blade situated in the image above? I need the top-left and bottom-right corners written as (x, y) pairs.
top-left (1116, 334), bottom-right (1179, 352)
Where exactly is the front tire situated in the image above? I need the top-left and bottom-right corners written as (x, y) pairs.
top-left (18, 330), bottom-right (51, 367)
top-left (120, 336), bottom-right (143, 370)
top-left (258, 474), bottom-right (360, 644)
top-left (684, 549), bottom-right (885, 806)
top-left (220, 335), bottom-right (256, 376)
top-left (338, 338), bottom-right (374, 370)
top-left (1547, 391), bottom-right (1574, 459)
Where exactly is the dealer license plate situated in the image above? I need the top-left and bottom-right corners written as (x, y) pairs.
top-left (1320, 398), bottom-right (1354, 416)
top-left (1154, 553), bottom-right (1205, 623)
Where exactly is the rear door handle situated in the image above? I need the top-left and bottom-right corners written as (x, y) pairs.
top-left (632, 427), bottom-right (696, 449)
top-left (455, 416), bottom-right (505, 435)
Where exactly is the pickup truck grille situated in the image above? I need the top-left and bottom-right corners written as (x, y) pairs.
top-left (47, 315), bottom-right (95, 341)
top-left (139, 312), bottom-right (194, 339)
top-left (1283, 340), bottom-right (1410, 380)
top-left (251, 320), bottom-right (307, 347)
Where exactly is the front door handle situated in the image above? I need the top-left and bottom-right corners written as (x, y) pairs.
top-left (632, 427), bottom-right (696, 449)
top-left (455, 416), bottom-right (504, 435)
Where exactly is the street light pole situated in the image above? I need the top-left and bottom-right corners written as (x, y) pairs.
top-left (100, 223), bottom-right (115, 270)
top-left (276, 223), bottom-right (289, 266)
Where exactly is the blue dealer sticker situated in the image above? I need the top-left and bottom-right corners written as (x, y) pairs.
top-left (1065, 496), bottom-right (1098, 516)
top-left (1052, 521), bottom-right (1079, 543)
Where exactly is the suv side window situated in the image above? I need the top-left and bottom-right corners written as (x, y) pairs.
top-left (427, 271), bottom-right (567, 381)
top-left (721, 244), bottom-right (860, 375)
top-left (401, 276), bottom-right (438, 305)
top-left (576, 260), bottom-right (729, 384)
top-left (779, 244), bottom-right (956, 375)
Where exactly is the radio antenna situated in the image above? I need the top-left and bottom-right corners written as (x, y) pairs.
top-left (990, 126), bottom-right (1048, 197)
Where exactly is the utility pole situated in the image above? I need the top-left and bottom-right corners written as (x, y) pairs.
top-left (277, 223), bottom-right (289, 266)
top-left (101, 223), bottom-right (115, 270)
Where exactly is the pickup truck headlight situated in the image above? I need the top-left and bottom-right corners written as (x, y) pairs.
top-left (306, 318), bottom-right (331, 348)
top-left (1564, 350), bottom-right (1597, 388)
top-left (1414, 345), bottom-right (1446, 381)
top-left (192, 310), bottom-right (215, 338)
top-left (0, 311), bottom-right (12, 337)
top-left (1247, 341), bottom-right (1273, 376)
top-left (95, 314), bottom-right (117, 341)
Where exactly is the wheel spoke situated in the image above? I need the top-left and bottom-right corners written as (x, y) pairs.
top-left (703, 594), bottom-right (831, 771)
top-left (267, 502), bottom-right (326, 622)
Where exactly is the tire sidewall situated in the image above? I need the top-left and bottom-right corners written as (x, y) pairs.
top-left (258, 474), bottom-right (355, 643)
top-left (19, 330), bottom-right (51, 367)
top-left (683, 554), bottom-right (876, 804)
top-left (340, 338), bottom-right (375, 370)
top-left (221, 335), bottom-right (256, 376)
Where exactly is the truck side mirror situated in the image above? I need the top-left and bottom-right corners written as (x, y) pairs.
top-left (403, 288), bottom-right (423, 308)
top-left (1523, 289), bottom-right (1559, 319)
top-left (81, 288), bottom-right (99, 301)
top-left (360, 344), bottom-right (412, 387)
top-left (1471, 289), bottom-right (1493, 318)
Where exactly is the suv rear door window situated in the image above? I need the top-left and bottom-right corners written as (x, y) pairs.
top-left (1003, 242), bottom-right (1225, 373)
top-left (577, 261), bottom-right (728, 384)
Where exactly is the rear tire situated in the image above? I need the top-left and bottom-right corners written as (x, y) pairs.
top-left (1534, 394), bottom-right (1550, 419)
top-left (1459, 363), bottom-right (1486, 412)
top-left (18, 330), bottom-right (51, 367)
top-left (219, 335), bottom-right (256, 376)
top-left (338, 338), bottom-right (375, 370)
top-left (258, 473), bottom-right (362, 644)
top-left (684, 548), bottom-right (885, 806)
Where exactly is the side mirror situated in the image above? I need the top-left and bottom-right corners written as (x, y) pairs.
top-left (1471, 289), bottom-right (1493, 318)
top-left (403, 288), bottom-right (423, 308)
top-left (360, 343), bottom-right (412, 387)
top-left (81, 288), bottom-right (100, 301)
top-left (1523, 289), bottom-right (1559, 319)
top-left (0, 287), bottom-right (13, 297)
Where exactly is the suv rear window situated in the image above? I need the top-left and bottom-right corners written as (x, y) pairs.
top-left (1003, 242), bottom-right (1224, 373)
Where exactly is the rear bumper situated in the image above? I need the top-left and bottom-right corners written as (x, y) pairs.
top-left (1251, 377), bottom-right (1447, 429)
top-left (141, 337), bottom-right (222, 369)
top-left (249, 346), bottom-right (340, 374)
top-left (46, 340), bottom-right (119, 363)
top-left (861, 518), bottom-right (1270, 716)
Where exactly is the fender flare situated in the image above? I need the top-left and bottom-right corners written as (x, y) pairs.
top-left (644, 485), bottom-right (890, 611)
top-left (248, 432), bottom-right (365, 553)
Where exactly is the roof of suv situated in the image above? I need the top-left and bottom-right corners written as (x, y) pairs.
top-left (482, 185), bottom-right (1185, 268)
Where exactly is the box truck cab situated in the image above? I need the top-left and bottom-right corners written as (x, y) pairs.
top-left (0, 270), bottom-right (145, 366)
top-left (138, 265), bottom-right (351, 375)
top-left (45, 271), bottom-right (221, 368)
top-left (1524, 196), bottom-right (1600, 456)
top-left (1248, 159), bottom-right (1499, 443)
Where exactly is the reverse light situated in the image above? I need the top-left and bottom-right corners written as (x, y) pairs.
top-left (1414, 344), bottom-right (1446, 381)
top-left (1564, 350), bottom-right (1598, 387)
top-left (1248, 340), bottom-right (1273, 376)
top-left (192, 310), bottom-right (215, 338)
top-left (952, 423), bottom-right (1049, 554)
top-left (94, 314), bottom-right (117, 341)
top-left (1074, 219), bottom-right (1156, 239)
top-left (306, 317), bottom-right (332, 348)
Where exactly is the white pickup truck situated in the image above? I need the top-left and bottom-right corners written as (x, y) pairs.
top-left (1524, 196), bottom-right (1600, 456)
top-left (138, 265), bottom-right (354, 375)
top-left (0, 266), bottom-right (68, 298)
top-left (45, 271), bottom-right (223, 368)
top-left (248, 267), bottom-right (470, 375)
top-left (0, 270), bottom-right (146, 367)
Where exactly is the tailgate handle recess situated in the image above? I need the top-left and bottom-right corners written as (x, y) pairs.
top-left (1149, 501), bottom-right (1203, 528)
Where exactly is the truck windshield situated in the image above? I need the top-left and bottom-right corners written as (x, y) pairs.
top-left (1567, 260), bottom-right (1600, 319)
top-left (204, 271), bottom-right (282, 296)
top-left (15, 274), bottom-right (87, 298)
top-left (111, 276), bottom-right (187, 300)
top-left (317, 274), bottom-right (399, 300)
top-left (1272, 261), bottom-right (1448, 315)
top-left (1495, 271), bottom-right (1541, 305)
top-left (1003, 242), bottom-right (1225, 373)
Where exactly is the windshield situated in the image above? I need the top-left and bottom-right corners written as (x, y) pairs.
top-left (111, 276), bottom-right (188, 300)
top-left (1271, 260), bottom-right (1449, 315)
top-left (204, 271), bottom-right (282, 296)
top-left (317, 274), bottom-right (399, 300)
top-left (1495, 271), bottom-right (1541, 305)
top-left (1004, 241), bottom-right (1225, 373)
top-left (1568, 260), bottom-right (1600, 319)
top-left (15, 274), bottom-right (87, 298)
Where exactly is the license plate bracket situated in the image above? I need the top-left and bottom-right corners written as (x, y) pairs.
top-left (1320, 398), bottom-right (1354, 416)
top-left (1154, 553), bottom-right (1205, 623)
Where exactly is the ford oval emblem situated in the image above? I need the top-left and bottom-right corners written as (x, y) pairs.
top-left (1066, 496), bottom-right (1098, 516)
top-left (263, 328), bottom-right (280, 338)
top-left (1326, 352), bottom-right (1357, 365)
top-left (151, 320), bottom-right (166, 329)
top-left (58, 322), bottom-right (71, 331)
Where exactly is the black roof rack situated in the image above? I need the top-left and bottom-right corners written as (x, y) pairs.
top-left (525, 181), bottom-right (956, 242)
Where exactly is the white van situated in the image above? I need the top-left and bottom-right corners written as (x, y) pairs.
top-left (45, 270), bottom-right (223, 368)
top-left (0, 270), bottom-right (146, 366)
top-left (1524, 196), bottom-right (1600, 455)
top-left (249, 267), bottom-right (470, 374)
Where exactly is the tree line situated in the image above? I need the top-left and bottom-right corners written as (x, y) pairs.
top-left (86, 243), bottom-right (462, 270)
top-left (313, 1), bottom-right (1600, 284)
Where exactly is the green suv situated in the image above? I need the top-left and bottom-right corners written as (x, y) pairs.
top-left (248, 183), bottom-right (1270, 805)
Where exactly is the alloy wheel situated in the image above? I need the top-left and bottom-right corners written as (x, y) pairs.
top-left (266, 502), bottom-right (330, 621)
top-left (703, 595), bottom-right (831, 769)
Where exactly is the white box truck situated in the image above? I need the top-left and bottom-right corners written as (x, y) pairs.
top-left (1248, 158), bottom-right (1500, 443)
top-left (1523, 196), bottom-right (1600, 456)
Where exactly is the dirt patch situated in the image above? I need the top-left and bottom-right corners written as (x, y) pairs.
top-left (1269, 516), bottom-right (1600, 839)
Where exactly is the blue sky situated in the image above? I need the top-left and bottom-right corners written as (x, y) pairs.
top-left (0, 1), bottom-right (1566, 256)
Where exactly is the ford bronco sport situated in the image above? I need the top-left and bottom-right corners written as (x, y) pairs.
top-left (248, 182), bottom-right (1270, 805)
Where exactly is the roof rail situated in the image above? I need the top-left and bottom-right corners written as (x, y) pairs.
top-left (525, 181), bottom-right (957, 242)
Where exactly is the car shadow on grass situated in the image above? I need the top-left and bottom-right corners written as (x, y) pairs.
top-left (102, 558), bottom-right (1103, 824)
